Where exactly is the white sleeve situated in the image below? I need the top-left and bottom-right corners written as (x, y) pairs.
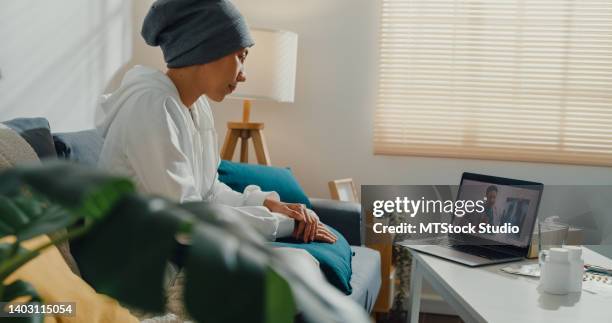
top-left (231, 206), bottom-right (295, 240)
top-left (123, 95), bottom-right (201, 202)
top-left (210, 179), bottom-right (279, 206)
top-left (210, 180), bottom-right (295, 239)
top-left (210, 205), bottom-right (295, 241)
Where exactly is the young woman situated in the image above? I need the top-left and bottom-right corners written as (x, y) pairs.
top-left (96, 0), bottom-right (336, 244)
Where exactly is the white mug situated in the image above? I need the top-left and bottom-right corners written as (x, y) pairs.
top-left (564, 246), bottom-right (584, 293)
top-left (539, 247), bottom-right (571, 295)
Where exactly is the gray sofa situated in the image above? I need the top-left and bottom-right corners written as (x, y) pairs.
top-left (52, 129), bottom-right (381, 312)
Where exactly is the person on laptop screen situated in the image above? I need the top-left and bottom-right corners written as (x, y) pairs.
top-left (483, 185), bottom-right (499, 225)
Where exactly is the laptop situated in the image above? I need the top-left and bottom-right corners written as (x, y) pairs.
top-left (399, 172), bottom-right (544, 267)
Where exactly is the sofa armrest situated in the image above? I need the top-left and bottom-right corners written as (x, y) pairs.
top-left (309, 198), bottom-right (362, 246)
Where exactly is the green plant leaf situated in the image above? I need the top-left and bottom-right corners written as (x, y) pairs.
top-left (1, 280), bottom-right (44, 323)
top-left (0, 196), bottom-right (28, 235)
top-left (0, 243), bottom-right (10, 262)
top-left (0, 217), bottom-right (15, 237)
top-left (71, 194), bottom-right (191, 313)
top-left (265, 269), bottom-right (296, 323)
top-left (0, 195), bottom-right (78, 241)
top-left (14, 205), bottom-right (76, 241)
top-left (11, 195), bottom-right (44, 217)
top-left (2, 279), bottom-right (40, 302)
top-left (184, 224), bottom-right (270, 323)
top-left (0, 243), bottom-right (27, 263)
top-left (0, 161), bottom-right (135, 220)
top-left (0, 316), bottom-right (44, 323)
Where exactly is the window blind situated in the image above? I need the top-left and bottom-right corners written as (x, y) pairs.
top-left (374, 0), bottom-right (612, 166)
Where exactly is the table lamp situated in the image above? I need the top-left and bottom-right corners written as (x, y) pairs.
top-left (220, 28), bottom-right (298, 165)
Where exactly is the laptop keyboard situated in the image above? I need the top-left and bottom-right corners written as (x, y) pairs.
top-left (445, 244), bottom-right (515, 260)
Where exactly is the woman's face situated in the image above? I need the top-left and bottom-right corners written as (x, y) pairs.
top-left (197, 48), bottom-right (248, 102)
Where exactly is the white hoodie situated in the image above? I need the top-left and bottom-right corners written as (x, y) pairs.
top-left (96, 65), bottom-right (294, 240)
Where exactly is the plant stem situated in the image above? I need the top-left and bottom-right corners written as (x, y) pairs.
top-left (10, 241), bottom-right (20, 257)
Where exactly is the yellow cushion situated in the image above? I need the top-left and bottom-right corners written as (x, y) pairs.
top-left (3, 235), bottom-right (139, 323)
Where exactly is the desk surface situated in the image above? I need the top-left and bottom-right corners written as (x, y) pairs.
top-left (410, 247), bottom-right (612, 323)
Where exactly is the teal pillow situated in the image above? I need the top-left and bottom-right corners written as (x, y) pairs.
top-left (219, 161), bottom-right (353, 293)
top-left (218, 160), bottom-right (312, 208)
top-left (271, 226), bottom-right (353, 295)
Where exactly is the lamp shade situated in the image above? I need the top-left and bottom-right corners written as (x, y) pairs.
top-left (229, 28), bottom-right (298, 103)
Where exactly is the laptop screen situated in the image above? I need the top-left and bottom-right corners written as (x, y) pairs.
top-left (453, 177), bottom-right (543, 248)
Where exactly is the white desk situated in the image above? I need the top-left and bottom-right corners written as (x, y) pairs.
top-left (406, 247), bottom-right (612, 323)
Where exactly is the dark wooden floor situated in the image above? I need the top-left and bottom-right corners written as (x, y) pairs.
top-left (375, 312), bottom-right (464, 323)
top-left (418, 313), bottom-right (464, 323)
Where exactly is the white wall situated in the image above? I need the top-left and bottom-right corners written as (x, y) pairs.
top-left (2, 0), bottom-right (610, 197)
top-left (0, 0), bottom-right (132, 132)
top-left (104, 0), bottom-right (163, 94)
top-left (206, 0), bottom-right (612, 198)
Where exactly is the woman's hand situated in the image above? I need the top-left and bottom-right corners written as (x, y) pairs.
top-left (264, 197), bottom-right (335, 243)
top-left (264, 197), bottom-right (318, 242)
top-left (296, 223), bottom-right (337, 244)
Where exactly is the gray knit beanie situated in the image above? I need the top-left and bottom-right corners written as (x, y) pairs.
top-left (141, 0), bottom-right (254, 68)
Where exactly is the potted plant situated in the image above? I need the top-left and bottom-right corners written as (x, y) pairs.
top-left (0, 162), bottom-right (368, 323)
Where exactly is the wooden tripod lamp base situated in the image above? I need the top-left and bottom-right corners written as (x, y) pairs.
top-left (220, 100), bottom-right (271, 166)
